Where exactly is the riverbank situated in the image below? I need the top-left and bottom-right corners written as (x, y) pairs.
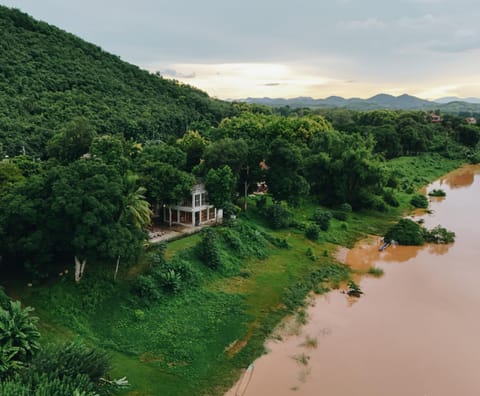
top-left (12, 154), bottom-right (464, 395)
top-left (224, 163), bottom-right (480, 396)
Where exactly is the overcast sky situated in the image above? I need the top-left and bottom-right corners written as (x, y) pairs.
top-left (2, 0), bottom-right (480, 99)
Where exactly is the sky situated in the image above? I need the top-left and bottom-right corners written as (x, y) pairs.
top-left (2, 0), bottom-right (480, 100)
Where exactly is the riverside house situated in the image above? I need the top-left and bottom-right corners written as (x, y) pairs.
top-left (163, 183), bottom-right (222, 227)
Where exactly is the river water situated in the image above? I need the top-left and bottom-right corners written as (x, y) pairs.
top-left (226, 164), bottom-right (480, 396)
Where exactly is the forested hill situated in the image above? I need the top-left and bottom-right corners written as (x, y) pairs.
top-left (0, 6), bottom-right (232, 157)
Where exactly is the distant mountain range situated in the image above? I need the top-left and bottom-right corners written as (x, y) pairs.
top-left (241, 93), bottom-right (480, 112)
top-left (434, 96), bottom-right (480, 104)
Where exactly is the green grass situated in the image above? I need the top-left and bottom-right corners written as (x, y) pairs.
top-left (13, 155), bottom-right (464, 396)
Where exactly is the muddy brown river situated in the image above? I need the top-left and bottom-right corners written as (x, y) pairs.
top-left (226, 165), bottom-right (480, 396)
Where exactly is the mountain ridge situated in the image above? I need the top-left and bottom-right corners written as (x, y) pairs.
top-left (242, 93), bottom-right (480, 112)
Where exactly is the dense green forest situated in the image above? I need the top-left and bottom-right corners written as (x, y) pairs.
top-left (0, 6), bottom-right (233, 158)
top-left (1, 5), bottom-right (480, 396)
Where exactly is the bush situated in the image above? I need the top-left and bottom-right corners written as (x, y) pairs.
top-left (265, 203), bottom-right (292, 229)
top-left (256, 195), bottom-right (267, 209)
top-left (305, 247), bottom-right (316, 261)
top-left (423, 225), bottom-right (455, 244)
top-left (131, 275), bottom-right (160, 302)
top-left (222, 223), bottom-right (269, 258)
top-left (305, 224), bottom-right (320, 241)
top-left (0, 300), bottom-right (40, 378)
top-left (26, 342), bottom-right (111, 384)
top-left (337, 203), bottom-right (352, 213)
top-left (159, 269), bottom-right (182, 294)
top-left (359, 193), bottom-right (388, 212)
top-left (260, 230), bottom-right (290, 248)
top-left (347, 281), bottom-right (363, 297)
top-left (428, 189), bottom-right (446, 197)
top-left (222, 202), bottom-right (240, 225)
top-left (382, 188), bottom-right (400, 207)
top-left (197, 228), bottom-right (222, 269)
top-left (312, 209), bottom-right (332, 231)
top-left (0, 374), bottom-right (96, 396)
top-left (151, 256), bottom-right (200, 292)
top-left (332, 211), bottom-right (347, 221)
top-left (367, 267), bottom-right (384, 277)
top-left (410, 194), bottom-right (428, 208)
top-left (384, 218), bottom-right (424, 245)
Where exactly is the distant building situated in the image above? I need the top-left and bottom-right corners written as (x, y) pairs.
top-left (466, 117), bottom-right (477, 125)
top-left (430, 113), bottom-right (442, 123)
top-left (163, 183), bottom-right (222, 227)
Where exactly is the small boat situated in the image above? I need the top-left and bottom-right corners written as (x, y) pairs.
top-left (379, 241), bottom-right (391, 252)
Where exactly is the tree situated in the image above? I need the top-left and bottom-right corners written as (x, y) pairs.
top-left (46, 119), bottom-right (96, 163)
top-left (306, 131), bottom-right (386, 208)
top-left (176, 130), bottom-right (208, 171)
top-left (203, 138), bottom-right (248, 174)
top-left (0, 160), bottom-right (24, 189)
top-left (113, 173), bottom-right (152, 280)
top-left (265, 138), bottom-right (309, 206)
top-left (204, 166), bottom-right (236, 211)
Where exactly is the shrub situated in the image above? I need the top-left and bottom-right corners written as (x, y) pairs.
top-left (367, 267), bottom-right (384, 277)
top-left (428, 189), bottom-right (446, 197)
top-left (0, 300), bottom-right (40, 378)
top-left (337, 203), bottom-right (352, 213)
top-left (382, 188), bottom-right (400, 207)
top-left (332, 211), bottom-right (347, 221)
top-left (305, 224), bottom-right (320, 241)
top-left (197, 228), bottom-right (222, 269)
top-left (384, 218), bottom-right (424, 245)
top-left (410, 194), bottom-right (428, 208)
top-left (222, 202), bottom-right (240, 225)
top-left (152, 256), bottom-right (200, 292)
top-left (0, 374), bottom-right (96, 396)
top-left (347, 281), bottom-right (363, 297)
top-left (423, 225), bottom-right (455, 244)
top-left (305, 247), bottom-right (316, 261)
top-left (26, 342), bottom-right (111, 384)
top-left (265, 203), bottom-right (292, 229)
top-left (359, 193), bottom-right (388, 212)
top-left (256, 195), bottom-right (267, 209)
top-left (312, 209), bottom-right (332, 231)
top-left (131, 275), bottom-right (160, 302)
top-left (260, 231), bottom-right (290, 248)
top-left (159, 269), bottom-right (182, 294)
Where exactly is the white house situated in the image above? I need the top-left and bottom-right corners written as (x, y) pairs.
top-left (163, 183), bottom-right (222, 227)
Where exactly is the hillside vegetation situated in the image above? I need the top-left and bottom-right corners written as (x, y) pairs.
top-left (0, 6), bottom-right (232, 158)
top-left (1, 5), bottom-right (480, 396)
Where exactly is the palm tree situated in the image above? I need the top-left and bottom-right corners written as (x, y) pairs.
top-left (113, 173), bottom-right (153, 280)
top-left (121, 173), bottom-right (152, 230)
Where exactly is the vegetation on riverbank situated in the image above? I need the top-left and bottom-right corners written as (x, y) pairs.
top-left (1, 6), bottom-right (478, 395)
top-left (1, 155), bottom-right (460, 395)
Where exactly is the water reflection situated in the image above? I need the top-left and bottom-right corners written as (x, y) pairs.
top-left (438, 164), bottom-right (480, 189)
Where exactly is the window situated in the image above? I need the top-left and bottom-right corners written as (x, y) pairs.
top-left (194, 194), bottom-right (201, 207)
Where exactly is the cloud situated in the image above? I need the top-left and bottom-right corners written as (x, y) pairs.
top-left (159, 69), bottom-right (196, 79)
top-left (342, 18), bottom-right (386, 30)
top-left (142, 63), bottom-right (334, 99)
top-left (396, 14), bottom-right (435, 29)
top-left (427, 30), bottom-right (480, 53)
